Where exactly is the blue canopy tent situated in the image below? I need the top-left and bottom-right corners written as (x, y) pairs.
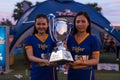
top-left (10, 0), bottom-right (120, 53)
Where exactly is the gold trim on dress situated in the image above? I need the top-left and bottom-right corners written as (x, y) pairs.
top-left (25, 46), bottom-right (32, 49)
top-left (92, 51), bottom-right (100, 55)
top-left (35, 34), bottom-right (48, 43)
top-left (75, 33), bottom-right (89, 44)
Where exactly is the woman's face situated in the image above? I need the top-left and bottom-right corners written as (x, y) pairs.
top-left (75, 15), bottom-right (89, 33)
top-left (35, 17), bottom-right (48, 34)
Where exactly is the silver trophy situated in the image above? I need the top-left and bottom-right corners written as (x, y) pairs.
top-left (48, 14), bottom-right (74, 64)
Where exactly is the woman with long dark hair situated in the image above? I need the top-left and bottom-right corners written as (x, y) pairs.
top-left (25, 14), bottom-right (57, 80)
top-left (67, 11), bottom-right (100, 80)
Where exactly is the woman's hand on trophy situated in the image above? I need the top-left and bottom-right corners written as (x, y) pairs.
top-left (63, 41), bottom-right (67, 48)
top-left (69, 60), bottom-right (84, 66)
top-left (39, 59), bottom-right (50, 66)
top-left (74, 60), bottom-right (84, 65)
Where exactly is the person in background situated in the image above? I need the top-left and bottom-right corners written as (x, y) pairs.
top-left (116, 40), bottom-right (120, 61)
top-left (25, 14), bottom-right (58, 80)
top-left (67, 11), bottom-right (100, 80)
top-left (109, 38), bottom-right (116, 52)
top-left (103, 38), bottom-right (109, 52)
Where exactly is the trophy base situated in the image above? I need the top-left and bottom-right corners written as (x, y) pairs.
top-left (52, 60), bottom-right (73, 65)
top-left (49, 50), bottom-right (74, 64)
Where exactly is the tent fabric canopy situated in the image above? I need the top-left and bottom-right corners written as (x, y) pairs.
top-left (10, 0), bottom-right (120, 52)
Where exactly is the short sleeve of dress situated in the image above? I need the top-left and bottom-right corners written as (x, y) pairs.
top-left (91, 35), bottom-right (100, 52)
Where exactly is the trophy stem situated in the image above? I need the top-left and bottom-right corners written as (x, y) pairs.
top-left (57, 41), bottom-right (66, 51)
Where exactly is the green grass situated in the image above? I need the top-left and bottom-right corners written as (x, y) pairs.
top-left (95, 70), bottom-right (120, 80)
top-left (0, 52), bottom-right (120, 80)
top-left (0, 53), bottom-right (30, 80)
top-left (100, 52), bottom-right (120, 65)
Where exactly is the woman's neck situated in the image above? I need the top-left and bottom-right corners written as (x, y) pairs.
top-left (38, 33), bottom-right (47, 37)
top-left (76, 32), bottom-right (87, 38)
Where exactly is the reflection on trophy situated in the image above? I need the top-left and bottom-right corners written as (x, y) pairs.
top-left (48, 14), bottom-right (74, 64)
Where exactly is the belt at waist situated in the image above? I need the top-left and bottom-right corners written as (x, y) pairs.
top-left (71, 65), bottom-right (92, 69)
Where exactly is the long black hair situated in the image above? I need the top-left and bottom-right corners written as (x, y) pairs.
top-left (72, 11), bottom-right (91, 35)
top-left (33, 14), bottom-right (49, 34)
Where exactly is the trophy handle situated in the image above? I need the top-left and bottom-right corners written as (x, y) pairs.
top-left (47, 14), bottom-right (56, 42)
top-left (65, 23), bottom-right (73, 41)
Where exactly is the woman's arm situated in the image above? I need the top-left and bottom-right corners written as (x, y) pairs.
top-left (81, 53), bottom-right (100, 66)
top-left (73, 52), bottom-right (100, 66)
top-left (26, 48), bottom-right (50, 66)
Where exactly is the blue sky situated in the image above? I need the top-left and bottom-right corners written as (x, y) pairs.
top-left (0, 0), bottom-right (120, 25)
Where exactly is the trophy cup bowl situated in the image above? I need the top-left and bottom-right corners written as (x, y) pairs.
top-left (48, 14), bottom-right (74, 64)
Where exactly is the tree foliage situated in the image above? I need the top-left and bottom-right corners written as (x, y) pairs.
top-left (86, 3), bottom-right (102, 13)
top-left (12, 1), bottom-right (32, 21)
top-left (0, 18), bottom-right (13, 26)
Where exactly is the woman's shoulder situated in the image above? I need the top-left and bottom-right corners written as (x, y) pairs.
top-left (68, 34), bottom-right (74, 39)
top-left (67, 35), bottom-right (75, 42)
top-left (88, 34), bottom-right (98, 41)
top-left (89, 34), bottom-right (99, 42)
top-left (89, 34), bottom-right (97, 38)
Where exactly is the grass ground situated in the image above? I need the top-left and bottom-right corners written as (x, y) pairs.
top-left (0, 52), bottom-right (120, 80)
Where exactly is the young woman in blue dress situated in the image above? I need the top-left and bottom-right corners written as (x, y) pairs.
top-left (25, 14), bottom-right (58, 80)
top-left (67, 11), bottom-right (100, 80)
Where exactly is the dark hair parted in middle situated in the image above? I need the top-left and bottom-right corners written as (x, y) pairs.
top-left (72, 11), bottom-right (91, 35)
top-left (33, 14), bottom-right (49, 34)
